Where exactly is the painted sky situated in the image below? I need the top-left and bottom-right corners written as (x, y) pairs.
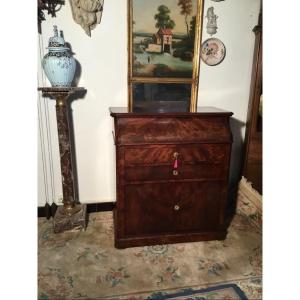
top-left (133, 0), bottom-right (198, 34)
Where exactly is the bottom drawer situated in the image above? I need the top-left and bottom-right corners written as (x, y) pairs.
top-left (122, 181), bottom-right (225, 237)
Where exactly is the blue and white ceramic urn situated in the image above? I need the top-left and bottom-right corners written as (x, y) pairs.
top-left (42, 25), bottom-right (76, 87)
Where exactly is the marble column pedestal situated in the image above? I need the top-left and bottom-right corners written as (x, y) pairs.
top-left (38, 87), bottom-right (87, 233)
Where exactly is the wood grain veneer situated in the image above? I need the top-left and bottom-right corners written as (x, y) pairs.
top-left (110, 107), bottom-right (233, 248)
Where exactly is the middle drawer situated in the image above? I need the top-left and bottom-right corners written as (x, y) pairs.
top-left (125, 164), bottom-right (226, 181)
top-left (123, 144), bottom-right (229, 182)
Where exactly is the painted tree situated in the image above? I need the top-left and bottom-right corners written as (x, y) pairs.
top-left (189, 15), bottom-right (196, 41)
top-left (154, 5), bottom-right (175, 29)
top-left (178, 0), bottom-right (193, 37)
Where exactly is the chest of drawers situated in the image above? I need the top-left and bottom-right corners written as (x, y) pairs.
top-left (110, 107), bottom-right (233, 248)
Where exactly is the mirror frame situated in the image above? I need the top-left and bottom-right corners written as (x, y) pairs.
top-left (127, 0), bottom-right (204, 112)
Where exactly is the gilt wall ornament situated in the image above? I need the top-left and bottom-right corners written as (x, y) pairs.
top-left (206, 7), bottom-right (218, 36)
top-left (69, 0), bottom-right (104, 36)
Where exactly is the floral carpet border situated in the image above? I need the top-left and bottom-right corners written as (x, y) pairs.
top-left (100, 277), bottom-right (262, 300)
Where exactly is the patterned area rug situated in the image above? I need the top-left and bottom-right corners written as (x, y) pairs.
top-left (38, 208), bottom-right (262, 299)
top-left (107, 278), bottom-right (261, 300)
top-left (139, 283), bottom-right (249, 299)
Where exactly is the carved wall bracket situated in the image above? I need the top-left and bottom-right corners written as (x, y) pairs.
top-left (69, 0), bottom-right (104, 37)
top-left (38, 0), bottom-right (65, 33)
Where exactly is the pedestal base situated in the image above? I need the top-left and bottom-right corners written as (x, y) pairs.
top-left (53, 204), bottom-right (87, 233)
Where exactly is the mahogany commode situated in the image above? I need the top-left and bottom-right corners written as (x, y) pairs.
top-left (110, 107), bottom-right (233, 249)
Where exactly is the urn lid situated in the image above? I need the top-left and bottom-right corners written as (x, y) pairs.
top-left (47, 25), bottom-right (68, 48)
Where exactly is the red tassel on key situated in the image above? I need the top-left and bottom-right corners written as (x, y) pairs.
top-left (173, 158), bottom-right (178, 169)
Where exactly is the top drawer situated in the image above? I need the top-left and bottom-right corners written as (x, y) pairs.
top-left (115, 116), bottom-right (232, 145)
top-left (124, 144), bottom-right (229, 166)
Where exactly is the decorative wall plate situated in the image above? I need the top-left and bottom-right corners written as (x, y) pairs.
top-left (201, 38), bottom-right (226, 66)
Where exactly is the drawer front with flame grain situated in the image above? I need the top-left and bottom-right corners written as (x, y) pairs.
top-left (125, 163), bottom-right (227, 182)
top-left (124, 144), bottom-right (229, 166)
top-left (124, 144), bottom-right (230, 182)
top-left (123, 182), bottom-right (224, 237)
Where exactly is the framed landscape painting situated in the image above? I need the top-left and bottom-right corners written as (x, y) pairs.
top-left (128, 0), bottom-right (204, 112)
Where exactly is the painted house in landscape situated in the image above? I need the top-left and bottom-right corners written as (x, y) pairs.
top-left (146, 28), bottom-right (173, 53)
top-left (132, 0), bottom-right (199, 77)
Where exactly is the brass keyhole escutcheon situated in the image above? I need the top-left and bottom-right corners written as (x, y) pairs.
top-left (173, 170), bottom-right (178, 176)
top-left (174, 205), bottom-right (180, 211)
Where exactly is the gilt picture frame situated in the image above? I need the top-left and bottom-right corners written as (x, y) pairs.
top-left (128, 0), bottom-right (204, 112)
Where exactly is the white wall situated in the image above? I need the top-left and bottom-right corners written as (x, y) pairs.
top-left (200, 0), bottom-right (261, 189)
top-left (38, 0), bottom-right (261, 206)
